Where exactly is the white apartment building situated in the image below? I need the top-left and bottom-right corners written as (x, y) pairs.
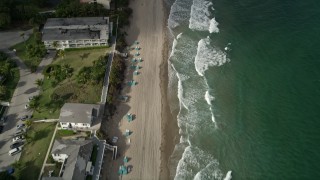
top-left (42, 17), bottom-right (110, 50)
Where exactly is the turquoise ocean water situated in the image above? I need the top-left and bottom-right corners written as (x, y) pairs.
top-left (166, 0), bottom-right (320, 179)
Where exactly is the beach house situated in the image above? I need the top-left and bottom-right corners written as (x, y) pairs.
top-left (42, 17), bottom-right (110, 50)
top-left (59, 103), bottom-right (100, 130)
top-left (48, 139), bottom-right (94, 179)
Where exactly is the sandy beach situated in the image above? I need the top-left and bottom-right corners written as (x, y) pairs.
top-left (101, 0), bottom-right (171, 179)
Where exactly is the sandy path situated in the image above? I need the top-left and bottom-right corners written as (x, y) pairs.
top-left (102, 0), bottom-right (165, 179)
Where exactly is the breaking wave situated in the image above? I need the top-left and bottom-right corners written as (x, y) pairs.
top-left (195, 37), bottom-right (229, 76)
top-left (189, 0), bottom-right (219, 33)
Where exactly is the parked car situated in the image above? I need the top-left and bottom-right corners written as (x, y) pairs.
top-left (16, 124), bottom-right (25, 129)
top-left (0, 125), bottom-right (4, 134)
top-left (10, 142), bottom-right (24, 149)
top-left (12, 135), bottom-right (25, 143)
top-left (14, 129), bottom-right (25, 136)
top-left (8, 147), bottom-right (22, 156)
top-left (19, 115), bottom-right (30, 121)
top-left (28, 96), bottom-right (34, 102)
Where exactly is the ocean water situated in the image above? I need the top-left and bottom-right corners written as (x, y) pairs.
top-left (166, 0), bottom-right (320, 179)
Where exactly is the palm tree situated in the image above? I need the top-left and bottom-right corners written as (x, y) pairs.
top-left (25, 119), bottom-right (33, 128)
top-left (28, 98), bottom-right (40, 112)
top-left (62, 64), bottom-right (73, 78)
top-left (52, 41), bottom-right (59, 49)
top-left (57, 50), bottom-right (65, 59)
top-left (0, 85), bottom-right (6, 99)
top-left (35, 79), bottom-right (43, 89)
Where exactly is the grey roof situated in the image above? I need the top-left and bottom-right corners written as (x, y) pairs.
top-left (42, 177), bottom-right (64, 180)
top-left (42, 17), bottom-right (109, 41)
top-left (51, 139), bottom-right (93, 180)
top-left (44, 17), bottom-right (108, 28)
top-left (59, 103), bottom-right (99, 124)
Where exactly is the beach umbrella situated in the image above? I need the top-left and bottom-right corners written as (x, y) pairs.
top-left (135, 52), bottom-right (140, 56)
top-left (131, 58), bottom-right (137, 63)
top-left (124, 156), bottom-right (128, 163)
top-left (133, 71), bottom-right (139, 75)
top-left (135, 41), bottom-right (139, 45)
top-left (130, 65), bottom-right (136, 70)
top-left (125, 129), bottom-right (131, 137)
top-left (135, 46), bottom-right (140, 50)
top-left (137, 58), bottom-right (142, 62)
top-left (126, 113), bottom-right (133, 122)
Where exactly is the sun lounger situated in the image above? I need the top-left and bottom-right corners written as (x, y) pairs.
top-left (127, 80), bottom-right (137, 86)
top-left (126, 113), bottom-right (133, 122)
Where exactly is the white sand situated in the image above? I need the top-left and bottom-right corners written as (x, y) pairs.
top-left (102, 0), bottom-right (165, 179)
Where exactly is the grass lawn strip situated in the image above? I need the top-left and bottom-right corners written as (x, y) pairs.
top-left (32, 48), bottom-right (109, 120)
top-left (90, 145), bottom-right (99, 165)
top-left (10, 33), bottom-right (42, 69)
top-left (14, 122), bottom-right (56, 180)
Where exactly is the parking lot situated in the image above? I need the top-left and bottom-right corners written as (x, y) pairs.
top-left (0, 47), bottom-right (55, 169)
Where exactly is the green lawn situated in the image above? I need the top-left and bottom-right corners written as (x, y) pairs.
top-left (55, 129), bottom-right (75, 139)
top-left (90, 145), bottom-right (99, 165)
top-left (14, 122), bottom-right (56, 180)
top-left (11, 33), bottom-right (42, 70)
top-left (32, 48), bottom-right (108, 120)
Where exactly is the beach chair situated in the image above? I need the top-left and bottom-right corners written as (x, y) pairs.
top-left (118, 95), bottom-right (128, 102)
top-left (124, 129), bottom-right (130, 137)
top-left (126, 113), bottom-right (133, 122)
top-left (134, 41), bottom-right (139, 45)
top-left (123, 156), bottom-right (128, 163)
top-left (131, 58), bottom-right (137, 63)
top-left (133, 71), bottom-right (139, 75)
top-left (127, 80), bottom-right (137, 86)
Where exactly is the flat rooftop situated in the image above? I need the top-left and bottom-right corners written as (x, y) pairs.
top-left (42, 17), bottom-right (109, 41)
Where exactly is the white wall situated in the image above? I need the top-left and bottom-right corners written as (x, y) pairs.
top-left (52, 153), bottom-right (68, 163)
top-left (60, 122), bottom-right (91, 129)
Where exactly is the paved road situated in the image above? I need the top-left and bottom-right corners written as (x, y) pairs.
top-left (0, 30), bottom-right (55, 168)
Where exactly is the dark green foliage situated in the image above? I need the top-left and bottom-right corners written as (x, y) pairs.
top-left (76, 56), bottom-right (107, 84)
top-left (26, 43), bottom-right (46, 59)
top-left (77, 66), bottom-right (92, 84)
top-left (106, 55), bottom-right (125, 104)
top-left (44, 64), bottom-right (73, 83)
top-left (55, 0), bottom-right (108, 18)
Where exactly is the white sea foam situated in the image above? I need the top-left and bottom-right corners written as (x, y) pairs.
top-left (195, 37), bottom-right (229, 76)
top-left (175, 146), bottom-right (223, 180)
top-left (223, 171), bottom-right (232, 180)
top-left (189, 0), bottom-right (219, 33)
top-left (168, 0), bottom-right (193, 29)
top-left (205, 91), bottom-right (214, 105)
top-left (209, 18), bottom-right (220, 33)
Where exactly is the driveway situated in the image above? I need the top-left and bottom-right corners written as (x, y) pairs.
top-left (0, 30), bottom-right (55, 168)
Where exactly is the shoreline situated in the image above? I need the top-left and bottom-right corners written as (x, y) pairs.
top-left (159, 3), bottom-right (180, 180)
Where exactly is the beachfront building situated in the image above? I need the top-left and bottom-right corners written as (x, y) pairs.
top-left (42, 17), bottom-right (110, 50)
top-left (49, 139), bottom-right (94, 179)
top-left (59, 103), bottom-right (100, 130)
top-left (80, 0), bottom-right (111, 9)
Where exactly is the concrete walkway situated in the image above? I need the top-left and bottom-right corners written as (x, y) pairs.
top-left (38, 123), bottom-right (58, 180)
